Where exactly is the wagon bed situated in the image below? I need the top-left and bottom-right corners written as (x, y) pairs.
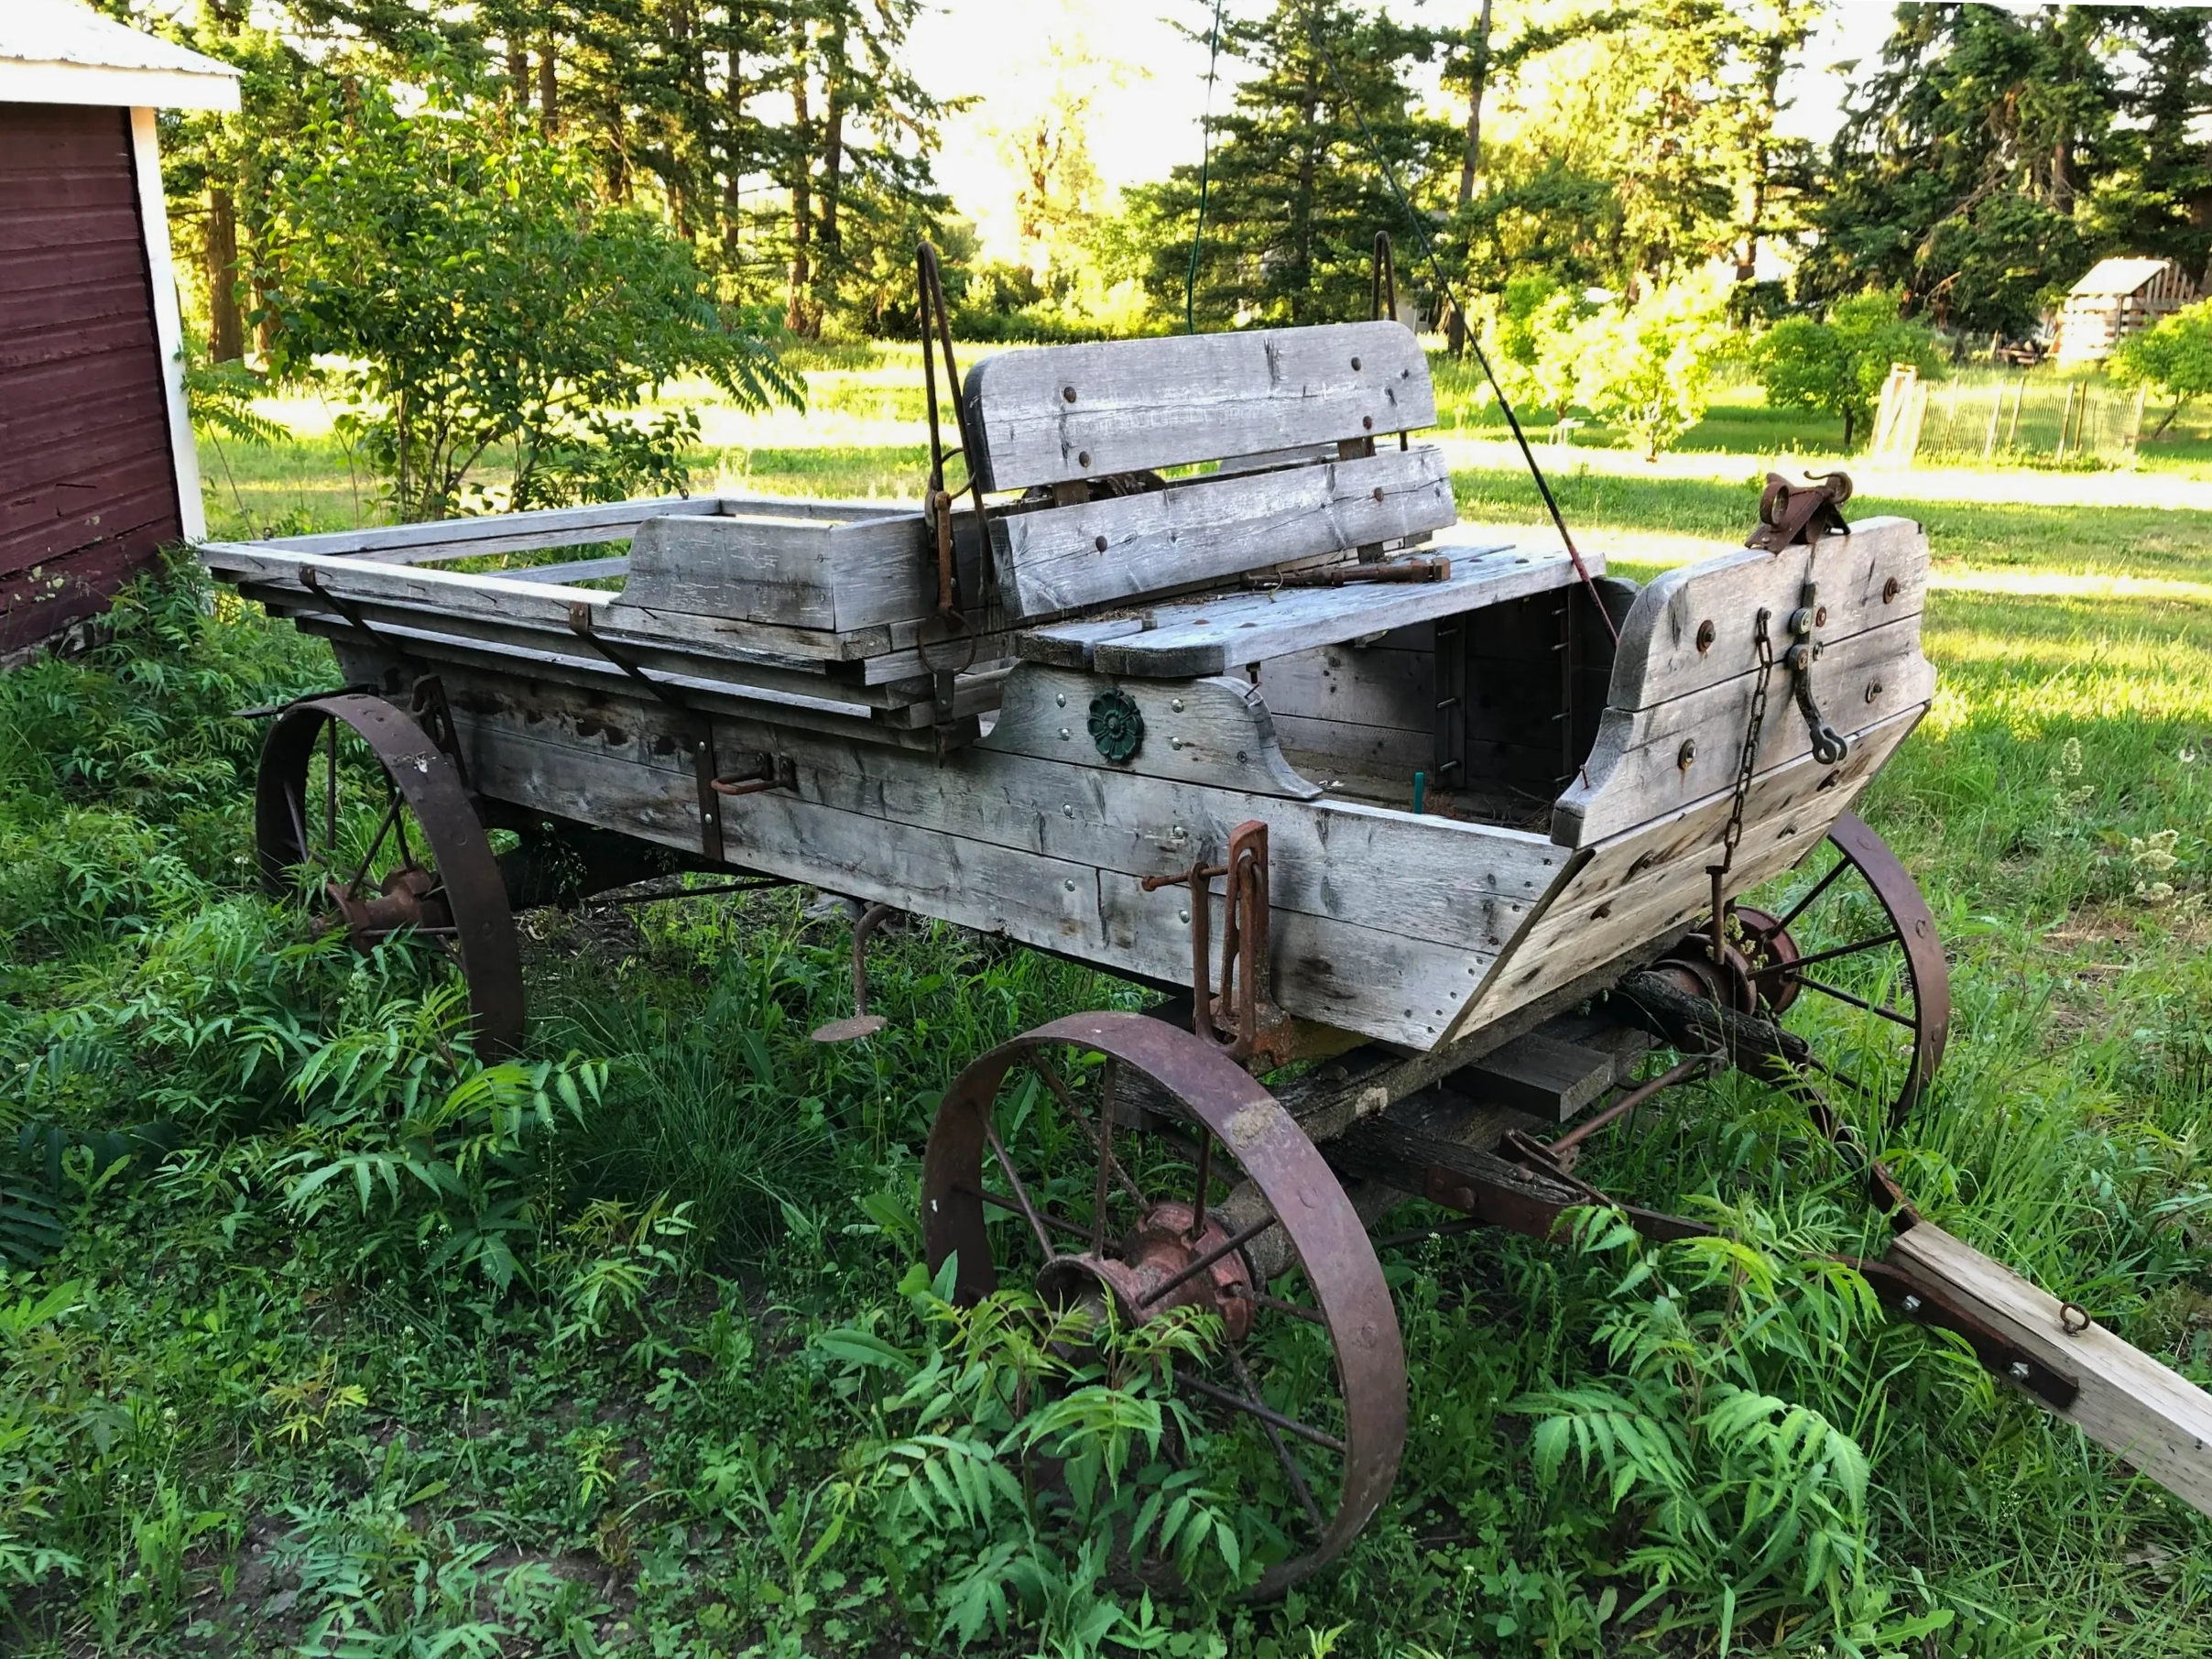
top-left (199, 312), bottom-right (2212, 1593)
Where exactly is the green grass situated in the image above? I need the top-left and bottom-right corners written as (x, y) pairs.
top-left (5, 378), bottom-right (2212, 1654)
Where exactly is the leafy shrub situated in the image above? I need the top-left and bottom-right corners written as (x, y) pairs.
top-left (1569, 274), bottom-right (1737, 461)
top-left (256, 81), bottom-right (801, 521)
top-left (1754, 289), bottom-right (1945, 449)
top-left (2112, 297), bottom-right (2212, 441)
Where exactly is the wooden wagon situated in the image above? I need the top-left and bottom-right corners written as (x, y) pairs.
top-left (200, 317), bottom-right (2212, 1593)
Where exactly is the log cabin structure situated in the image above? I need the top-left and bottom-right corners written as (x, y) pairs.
top-left (0, 0), bottom-right (237, 662)
top-left (2054, 256), bottom-right (2198, 366)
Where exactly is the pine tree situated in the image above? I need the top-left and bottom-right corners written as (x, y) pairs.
top-left (1803, 4), bottom-right (2117, 334)
top-left (2094, 8), bottom-right (2212, 282)
top-left (1139, 0), bottom-right (1455, 329)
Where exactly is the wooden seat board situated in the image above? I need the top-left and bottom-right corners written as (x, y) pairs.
top-left (1020, 544), bottom-right (1576, 677)
top-left (990, 443), bottom-right (1455, 619)
top-left (961, 321), bottom-right (1434, 491)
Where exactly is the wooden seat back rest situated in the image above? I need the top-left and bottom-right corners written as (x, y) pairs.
top-left (960, 322), bottom-right (1455, 620)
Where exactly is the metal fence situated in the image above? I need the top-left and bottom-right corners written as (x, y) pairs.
top-left (1872, 366), bottom-right (2150, 468)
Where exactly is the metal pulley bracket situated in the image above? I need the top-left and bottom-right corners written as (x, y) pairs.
top-left (1784, 581), bottom-right (1849, 765)
top-left (1748, 470), bottom-right (1853, 551)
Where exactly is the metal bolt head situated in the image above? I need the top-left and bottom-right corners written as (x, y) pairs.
top-left (2009, 1361), bottom-right (2032, 1381)
top-left (1178, 907), bottom-right (1191, 923)
top-left (1062, 802), bottom-right (1074, 817)
top-left (1055, 693), bottom-right (1066, 707)
top-left (1866, 678), bottom-right (1883, 704)
top-left (1351, 355), bottom-right (1363, 370)
top-left (1170, 737), bottom-right (1183, 750)
top-left (1062, 385), bottom-right (1077, 403)
top-left (1695, 619), bottom-right (1716, 653)
top-left (1171, 697), bottom-right (1185, 712)
top-left (1882, 576), bottom-right (1901, 604)
top-left (1677, 738), bottom-right (1697, 769)
top-left (1901, 1293), bottom-right (1922, 1314)
top-left (1078, 450), bottom-right (1092, 468)
top-left (1362, 415), bottom-right (1374, 431)
top-left (1060, 726), bottom-right (1072, 740)
top-left (1063, 878), bottom-right (1077, 892)
top-left (1095, 535), bottom-right (1108, 552)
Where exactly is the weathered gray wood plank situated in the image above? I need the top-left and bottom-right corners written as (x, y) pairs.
top-left (617, 506), bottom-right (932, 632)
top-left (990, 444), bottom-right (1455, 618)
top-left (1049, 547), bottom-right (1584, 678)
top-left (1887, 1221), bottom-right (2212, 1520)
top-left (961, 322), bottom-right (1436, 490)
top-left (256, 497), bottom-right (696, 562)
top-left (1441, 703), bottom-right (1922, 1044)
top-left (1556, 614), bottom-right (1936, 845)
top-left (982, 664), bottom-right (1323, 799)
top-left (1608, 518), bottom-right (1928, 713)
top-left (1100, 870), bottom-right (1489, 1051)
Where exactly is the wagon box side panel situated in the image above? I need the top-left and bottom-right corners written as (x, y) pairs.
top-left (1443, 703), bottom-right (1924, 1047)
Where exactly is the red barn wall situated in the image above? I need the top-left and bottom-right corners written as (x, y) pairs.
top-left (0, 101), bottom-right (184, 657)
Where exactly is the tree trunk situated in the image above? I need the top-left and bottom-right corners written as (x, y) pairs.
top-left (539, 39), bottom-right (560, 137)
top-left (1447, 0), bottom-right (1492, 355)
top-left (788, 55), bottom-right (815, 338)
top-left (723, 36), bottom-right (746, 247)
top-left (814, 19), bottom-right (846, 330)
top-left (507, 39), bottom-right (529, 110)
top-left (205, 183), bottom-right (244, 362)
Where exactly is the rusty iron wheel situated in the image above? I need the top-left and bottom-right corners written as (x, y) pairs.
top-left (1734, 811), bottom-right (1949, 1136)
top-left (256, 694), bottom-right (523, 1059)
top-left (921, 1011), bottom-right (1405, 1599)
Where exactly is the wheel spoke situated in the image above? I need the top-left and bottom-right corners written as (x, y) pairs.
top-left (986, 1122), bottom-right (1060, 1260)
top-left (1760, 852), bottom-right (1853, 938)
top-left (344, 792), bottom-right (406, 897)
top-left (1228, 1347), bottom-right (1324, 1532)
top-left (1792, 974), bottom-right (1916, 1028)
top-left (1176, 1371), bottom-right (1346, 1454)
top-left (1754, 932), bottom-right (1900, 977)
top-left (1027, 1056), bottom-right (1146, 1207)
top-left (1137, 1213), bottom-right (1278, 1308)
top-left (1226, 1282), bottom-right (1327, 1326)
top-left (973, 1187), bottom-right (1092, 1244)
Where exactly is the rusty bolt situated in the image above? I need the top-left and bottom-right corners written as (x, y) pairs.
top-left (1814, 605), bottom-right (1828, 628)
top-left (1362, 415), bottom-right (1374, 431)
top-left (1062, 385), bottom-right (1077, 403)
top-left (1078, 450), bottom-right (1092, 468)
top-left (1695, 619), bottom-right (1716, 653)
top-left (1351, 355), bottom-right (1363, 370)
top-left (1372, 486), bottom-right (1384, 503)
top-left (1095, 535), bottom-right (1108, 552)
top-left (1866, 678), bottom-right (1883, 704)
top-left (1882, 576), bottom-right (1901, 603)
top-left (1677, 738), bottom-right (1697, 769)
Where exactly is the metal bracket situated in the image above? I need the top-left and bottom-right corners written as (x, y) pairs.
top-left (298, 567), bottom-right (393, 652)
top-left (710, 751), bottom-right (797, 797)
top-left (1141, 820), bottom-right (1295, 1071)
top-left (1784, 582), bottom-right (1849, 764)
top-left (1747, 470), bottom-right (1853, 551)
top-left (408, 675), bottom-right (471, 793)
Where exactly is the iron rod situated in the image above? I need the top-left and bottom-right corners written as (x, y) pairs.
top-left (1176, 1372), bottom-right (1346, 1453)
top-left (985, 1124), bottom-right (1058, 1261)
top-left (1137, 1213), bottom-right (1277, 1307)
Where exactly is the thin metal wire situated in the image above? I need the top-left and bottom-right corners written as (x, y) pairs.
top-left (1304, 28), bottom-right (1617, 645)
top-left (1183, 0), bottom-right (1228, 335)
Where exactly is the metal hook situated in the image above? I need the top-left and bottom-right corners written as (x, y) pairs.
top-left (812, 902), bottom-right (897, 1043)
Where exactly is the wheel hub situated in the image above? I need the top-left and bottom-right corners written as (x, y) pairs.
top-left (327, 864), bottom-right (450, 951)
top-left (1035, 1201), bottom-right (1256, 1342)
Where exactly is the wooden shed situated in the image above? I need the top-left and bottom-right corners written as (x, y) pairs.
top-left (2054, 256), bottom-right (2198, 366)
top-left (0, 1), bottom-right (238, 662)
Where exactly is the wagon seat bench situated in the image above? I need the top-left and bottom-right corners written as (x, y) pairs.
top-left (199, 317), bottom-right (2212, 1596)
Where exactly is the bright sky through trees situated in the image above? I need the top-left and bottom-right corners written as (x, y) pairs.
top-left (908, 0), bottom-right (1898, 261)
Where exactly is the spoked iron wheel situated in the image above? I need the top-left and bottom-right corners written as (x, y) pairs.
top-left (256, 694), bottom-right (523, 1059)
top-left (1732, 812), bottom-right (1948, 1136)
top-left (921, 1012), bottom-right (1405, 1599)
